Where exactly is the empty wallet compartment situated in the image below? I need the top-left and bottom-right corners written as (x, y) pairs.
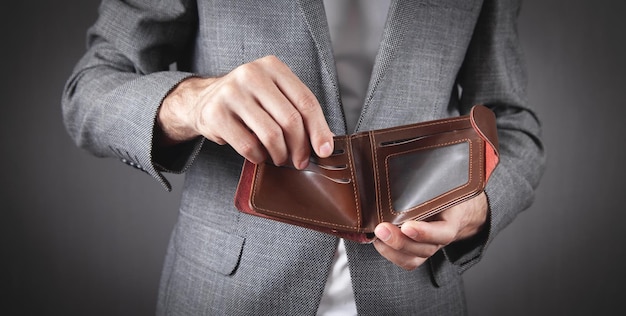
top-left (234, 105), bottom-right (499, 243)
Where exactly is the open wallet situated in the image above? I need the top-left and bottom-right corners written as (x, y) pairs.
top-left (234, 105), bottom-right (499, 243)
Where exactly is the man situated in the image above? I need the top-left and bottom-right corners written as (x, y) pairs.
top-left (63, 0), bottom-right (545, 314)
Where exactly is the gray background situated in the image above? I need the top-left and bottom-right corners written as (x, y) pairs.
top-left (1, 1), bottom-right (624, 315)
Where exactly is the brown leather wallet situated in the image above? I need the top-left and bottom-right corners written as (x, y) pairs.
top-left (235, 105), bottom-right (499, 243)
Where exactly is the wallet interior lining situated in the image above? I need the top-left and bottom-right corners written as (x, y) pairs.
top-left (387, 141), bottom-right (470, 213)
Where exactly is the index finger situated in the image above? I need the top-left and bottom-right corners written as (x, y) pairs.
top-left (261, 56), bottom-right (335, 158)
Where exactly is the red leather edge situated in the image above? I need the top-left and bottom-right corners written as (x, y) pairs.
top-left (234, 159), bottom-right (256, 215)
top-left (470, 105), bottom-right (500, 181)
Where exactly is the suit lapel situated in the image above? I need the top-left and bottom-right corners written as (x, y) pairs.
top-left (298, 0), bottom-right (418, 133)
top-left (296, 0), bottom-right (347, 133)
top-left (357, 0), bottom-right (418, 131)
top-left (298, 0), bottom-right (477, 134)
top-left (297, 0), bottom-right (338, 87)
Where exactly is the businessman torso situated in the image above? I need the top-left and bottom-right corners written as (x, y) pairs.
top-left (157, 0), bottom-right (485, 315)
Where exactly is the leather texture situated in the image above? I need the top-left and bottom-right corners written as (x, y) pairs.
top-left (236, 105), bottom-right (499, 243)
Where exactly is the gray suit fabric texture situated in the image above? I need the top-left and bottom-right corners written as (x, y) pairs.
top-left (62, 0), bottom-right (545, 315)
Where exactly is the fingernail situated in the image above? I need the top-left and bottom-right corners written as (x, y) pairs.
top-left (375, 226), bottom-right (391, 242)
top-left (319, 142), bottom-right (332, 157)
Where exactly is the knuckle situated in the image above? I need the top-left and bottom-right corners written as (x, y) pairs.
top-left (233, 62), bottom-right (261, 82)
top-left (259, 55), bottom-right (282, 67)
top-left (283, 110), bottom-right (304, 129)
top-left (256, 127), bottom-right (287, 165)
top-left (295, 93), bottom-right (319, 114)
top-left (237, 140), bottom-right (261, 161)
top-left (198, 102), bottom-right (225, 129)
top-left (217, 82), bottom-right (240, 97)
top-left (197, 109), bottom-right (213, 131)
top-left (258, 125), bottom-right (283, 143)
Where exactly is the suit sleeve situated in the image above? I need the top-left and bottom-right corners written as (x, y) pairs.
top-left (444, 0), bottom-right (546, 271)
top-left (62, 0), bottom-right (202, 191)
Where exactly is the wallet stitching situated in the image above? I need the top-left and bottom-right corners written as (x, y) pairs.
top-left (375, 117), bottom-right (469, 223)
top-left (371, 131), bottom-right (384, 225)
top-left (385, 139), bottom-right (472, 215)
top-left (346, 135), bottom-right (361, 231)
top-left (251, 191), bottom-right (361, 230)
top-left (250, 148), bottom-right (362, 231)
top-left (478, 140), bottom-right (484, 188)
top-left (384, 138), bottom-right (474, 216)
top-left (376, 117), bottom-right (468, 137)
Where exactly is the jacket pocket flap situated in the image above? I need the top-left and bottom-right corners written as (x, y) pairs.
top-left (175, 213), bottom-right (245, 276)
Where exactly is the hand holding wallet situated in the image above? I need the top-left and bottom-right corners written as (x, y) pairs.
top-left (235, 105), bottom-right (499, 243)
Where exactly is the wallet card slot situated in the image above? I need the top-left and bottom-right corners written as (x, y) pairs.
top-left (374, 117), bottom-right (472, 148)
top-left (378, 128), bottom-right (468, 148)
top-left (308, 155), bottom-right (347, 167)
top-left (309, 141), bottom-right (348, 164)
top-left (273, 138), bottom-right (353, 185)
top-left (379, 135), bottom-right (431, 147)
top-left (330, 149), bottom-right (345, 156)
top-left (313, 163), bottom-right (348, 171)
top-left (291, 168), bottom-right (351, 184)
top-left (276, 162), bottom-right (351, 184)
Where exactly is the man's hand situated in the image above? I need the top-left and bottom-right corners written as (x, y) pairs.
top-left (157, 55), bottom-right (335, 168)
top-left (373, 192), bottom-right (489, 271)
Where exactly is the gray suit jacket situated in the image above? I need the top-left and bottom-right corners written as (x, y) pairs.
top-left (63, 0), bottom-right (545, 314)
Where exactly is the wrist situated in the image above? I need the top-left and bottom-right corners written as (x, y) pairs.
top-left (457, 192), bottom-right (489, 240)
top-left (156, 77), bottom-right (204, 146)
